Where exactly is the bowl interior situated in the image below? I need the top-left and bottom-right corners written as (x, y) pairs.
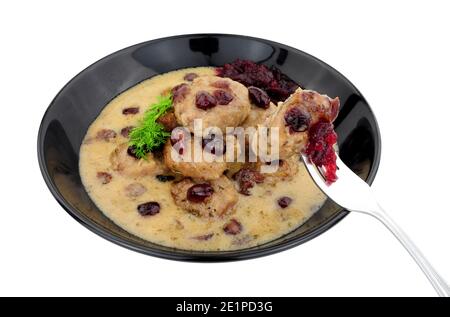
top-left (38, 34), bottom-right (381, 261)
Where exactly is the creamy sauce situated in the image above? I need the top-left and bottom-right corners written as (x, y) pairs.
top-left (79, 67), bottom-right (326, 251)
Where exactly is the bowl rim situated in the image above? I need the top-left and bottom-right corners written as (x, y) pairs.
top-left (37, 33), bottom-right (382, 262)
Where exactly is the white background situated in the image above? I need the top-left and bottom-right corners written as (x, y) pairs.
top-left (1, 0), bottom-right (449, 297)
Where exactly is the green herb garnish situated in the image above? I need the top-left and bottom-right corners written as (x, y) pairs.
top-left (128, 94), bottom-right (173, 159)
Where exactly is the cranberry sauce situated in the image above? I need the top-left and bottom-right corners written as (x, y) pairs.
top-left (305, 121), bottom-right (338, 183)
top-left (216, 59), bottom-right (299, 103)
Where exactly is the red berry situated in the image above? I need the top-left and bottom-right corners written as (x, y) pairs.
top-left (127, 146), bottom-right (139, 159)
top-left (216, 59), bottom-right (299, 103)
top-left (305, 121), bottom-right (338, 183)
top-left (96, 172), bottom-right (112, 184)
top-left (96, 129), bottom-right (116, 141)
top-left (120, 126), bottom-right (134, 138)
top-left (213, 90), bottom-right (234, 105)
top-left (137, 202), bottom-right (160, 216)
top-left (171, 83), bottom-right (190, 103)
top-left (122, 107), bottom-right (139, 115)
top-left (248, 86), bottom-right (270, 109)
top-left (187, 183), bottom-right (214, 203)
top-left (277, 196), bottom-right (292, 208)
top-left (195, 91), bottom-right (217, 110)
top-left (184, 73), bottom-right (198, 81)
top-left (284, 107), bottom-right (311, 133)
top-left (223, 219), bottom-right (242, 235)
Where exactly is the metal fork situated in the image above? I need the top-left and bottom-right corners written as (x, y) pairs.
top-left (301, 153), bottom-right (450, 297)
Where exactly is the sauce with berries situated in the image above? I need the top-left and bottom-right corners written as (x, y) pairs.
top-left (80, 67), bottom-right (328, 251)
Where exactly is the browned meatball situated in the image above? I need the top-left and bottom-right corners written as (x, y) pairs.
top-left (170, 176), bottom-right (238, 217)
top-left (173, 76), bottom-right (251, 132)
top-left (263, 88), bottom-right (339, 160)
top-left (241, 102), bottom-right (277, 129)
top-left (163, 135), bottom-right (227, 180)
top-left (110, 143), bottom-right (166, 178)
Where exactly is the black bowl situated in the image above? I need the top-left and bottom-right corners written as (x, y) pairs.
top-left (37, 34), bottom-right (381, 261)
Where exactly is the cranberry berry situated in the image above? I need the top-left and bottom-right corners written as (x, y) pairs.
top-left (96, 172), bottom-right (112, 184)
top-left (171, 83), bottom-right (190, 103)
top-left (187, 183), bottom-right (214, 203)
top-left (127, 145), bottom-right (139, 159)
top-left (156, 175), bottom-right (176, 182)
top-left (122, 107), bottom-right (139, 115)
top-left (305, 121), bottom-right (338, 183)
top-left (137, 202), bottom-right (160, 216)
top-left (248, 86), bottom-right (270, 109)
top-left (216, 59), bottom-right (299, 103)
top-left (223, 219), bottom-right (242, 235)
top-left (277, 196), bottom-right (292, 208)
top-left (120, 126), bottom-right (134, 138)
top-left (284, 107), bottom-right (311, 133)
top-left (195, 91), bottom-right (217, 110)
top-left (96, 129), bottom-right (117, 142)
top-left (184, 73), bottom-right (198, 81)
top-left (213, 90), bottom-right (234, 105)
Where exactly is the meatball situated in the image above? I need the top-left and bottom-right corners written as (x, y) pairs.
top-left (163, 135), bottom-right (227, 180)
top-left (173, 76), bottom-right (251, 132)
top-left (241, 102), bottom-right (277, 129)
top-left (264, 88), bottom-right (339, 160)
top-left (110, 143), bottom-right (166, 178)
top-left (170, 176), bottom-right (238, 217)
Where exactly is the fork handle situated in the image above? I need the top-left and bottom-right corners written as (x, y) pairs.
top-left (365, 204), bottom-right (450, 297)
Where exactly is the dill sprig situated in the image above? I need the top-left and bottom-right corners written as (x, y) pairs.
top-left (128, 94), bottom-right (173, 159)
